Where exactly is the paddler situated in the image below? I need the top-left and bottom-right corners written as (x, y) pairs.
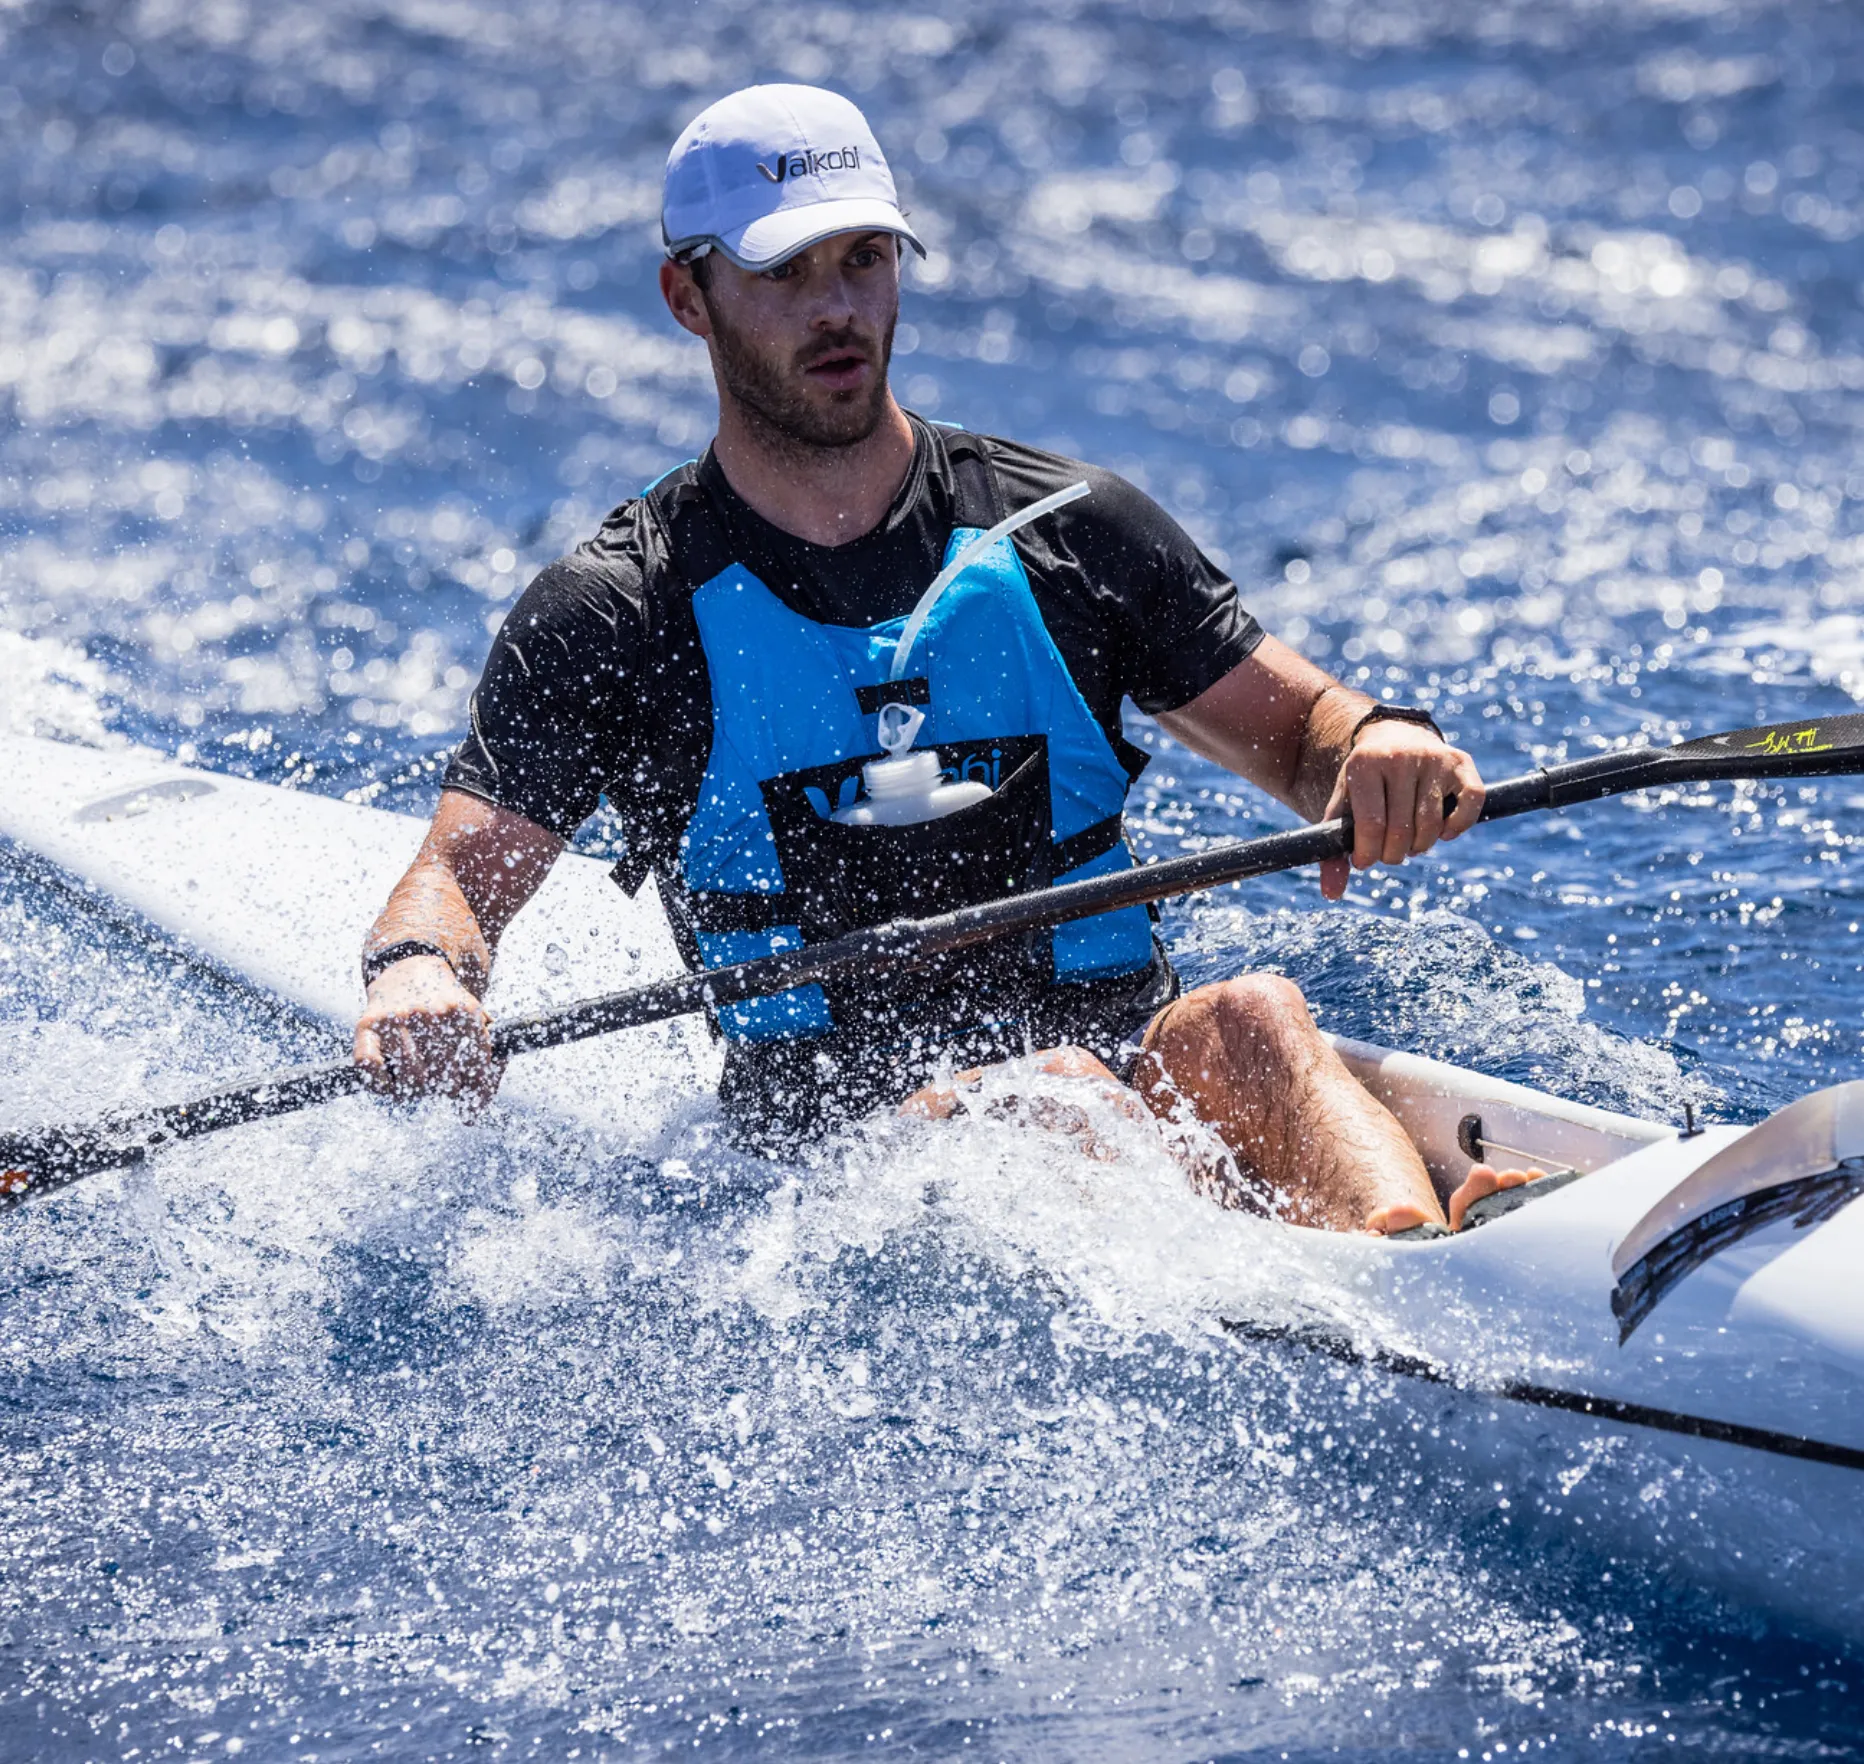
top-left (354, 84), bottom-right (1536, 1234)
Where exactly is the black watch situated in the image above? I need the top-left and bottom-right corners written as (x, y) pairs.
top-left (362, 940), bottom-right (456, 987)
top-left (1348, 704), bottom-right (1444, 748)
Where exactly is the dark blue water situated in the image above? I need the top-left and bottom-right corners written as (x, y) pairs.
top-left (3, 1), bottom-right (1864, 1757)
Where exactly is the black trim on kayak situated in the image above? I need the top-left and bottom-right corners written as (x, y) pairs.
top-left (1222, 1318), bottom-right (1864, 1473)
top-left (1610, 1163), bottom-right (1864, 1341)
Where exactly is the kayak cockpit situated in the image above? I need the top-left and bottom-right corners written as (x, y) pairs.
top-left (1325, 1032), bottom-right (1676, 1206)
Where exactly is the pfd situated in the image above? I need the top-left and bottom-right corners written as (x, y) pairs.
top-left (615, 433), bottom-right (1159, 1050)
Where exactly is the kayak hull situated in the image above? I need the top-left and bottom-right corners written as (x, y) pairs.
top-left (1218, 1061), bottom-right (1864, 1643)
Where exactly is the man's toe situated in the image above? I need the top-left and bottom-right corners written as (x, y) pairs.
top-left (1366, 1201), bottom-right (1440, 1236)
top-left (1448, 1163), bottom-right (1546, 1230)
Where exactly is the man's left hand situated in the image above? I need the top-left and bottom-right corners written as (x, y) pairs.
top-left (1319, 722), bottom-right (1484, 901)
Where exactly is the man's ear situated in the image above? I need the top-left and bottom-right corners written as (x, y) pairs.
top-left (660, 259), bottom-right (713, 340)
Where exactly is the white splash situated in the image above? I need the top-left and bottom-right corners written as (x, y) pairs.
top-left (0, 628), bottom-right (117, 745)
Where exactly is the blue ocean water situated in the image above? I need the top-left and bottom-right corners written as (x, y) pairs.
top-left (2, 0), bottom-right (1863, 1757)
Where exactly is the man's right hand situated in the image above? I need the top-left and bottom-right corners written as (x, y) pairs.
top-left (353, 955), bottom-right (504, 1108)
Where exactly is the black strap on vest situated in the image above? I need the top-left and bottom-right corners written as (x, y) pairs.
top-left (605, 463), bottom-right (728, 901)
top-left (684, 890), bottom-right (791, 934)
top-left (943, 428), bottom-right (1004, 529)
top-left (854, 677), bottom-right (930, 714)
top-left (1051, 811), bottom-right (1126, 877)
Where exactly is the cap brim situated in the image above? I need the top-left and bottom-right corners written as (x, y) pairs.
top-left (711, 198), bottom-right (926, 272)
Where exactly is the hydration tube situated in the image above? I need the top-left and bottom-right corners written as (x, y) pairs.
top-left (888, 480), bottom-right (1090, 683)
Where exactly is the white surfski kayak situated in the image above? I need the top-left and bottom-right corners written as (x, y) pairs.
top-left (2, 733), bottom-right (1860, 1641)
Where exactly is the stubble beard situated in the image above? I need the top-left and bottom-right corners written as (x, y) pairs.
top-left (703, 297), bottom-right (897, 455)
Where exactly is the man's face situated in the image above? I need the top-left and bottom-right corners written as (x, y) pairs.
top-left (663, 231), bottom-right (901, 449)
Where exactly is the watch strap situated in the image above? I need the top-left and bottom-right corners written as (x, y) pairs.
top-left (362, 939), bottom-right (456, 987)
top-left (1349, 704), bottom-right (1444, 747)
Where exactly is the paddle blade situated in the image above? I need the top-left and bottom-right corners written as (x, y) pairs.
top-left (0, 1126), bottom-right (134, 1209)
top-left (1534, 710), bottom-right (1864, 809)
top-left (1668, 711), bottom-right (1864, 777)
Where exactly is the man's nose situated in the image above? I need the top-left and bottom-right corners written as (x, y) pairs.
top-left (805, 269), bottom-right (861, 328)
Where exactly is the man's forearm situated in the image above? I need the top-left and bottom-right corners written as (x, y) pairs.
top-left (361, 788), bottom-right (565, 997)
top-left (1287, 681), bottom-right (1375, 822)
top-left (363, 859), bottom-right (496, 996)
top-left (1156, 638), bottom-right (1388, 821)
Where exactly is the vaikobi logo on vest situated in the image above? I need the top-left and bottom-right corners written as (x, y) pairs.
top-left (757, 144), bottom-right (862, 183)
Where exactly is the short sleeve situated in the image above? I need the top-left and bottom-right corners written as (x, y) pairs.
top-left (443, 545), bottom-right (644, 841)
top-left (1111, 490), bottom-right (1263, 715)
top-left (981, 438), bottom-right (1263, 722)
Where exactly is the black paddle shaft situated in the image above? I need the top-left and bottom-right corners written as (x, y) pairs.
top-left (7, 710), bottom-right (1864, 1206)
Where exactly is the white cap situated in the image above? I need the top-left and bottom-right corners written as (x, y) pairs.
top-left (661, 84), bottom-right (926, 272)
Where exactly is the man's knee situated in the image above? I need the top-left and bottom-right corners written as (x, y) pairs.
top-left (1209, 973), bottom-right (1311, 1035)
top-left (1151, 973), bottom-right (1309, 1047)
top-left (1033, 1045), bottom-right (1116, 1082)
top-left (1141, 975), bottom-right (1323, 1096)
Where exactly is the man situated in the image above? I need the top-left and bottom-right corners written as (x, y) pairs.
top-left (355, 85), bottom-right (1534, 1235)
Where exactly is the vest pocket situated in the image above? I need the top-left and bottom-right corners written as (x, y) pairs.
top-left (759, 735), bottom-right (1056, 1028)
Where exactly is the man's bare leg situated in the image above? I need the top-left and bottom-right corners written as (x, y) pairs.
top-left (1132, 975), bottom-right (1448, 1234)
top-left (899, 983), bottom-right (1539, 1234)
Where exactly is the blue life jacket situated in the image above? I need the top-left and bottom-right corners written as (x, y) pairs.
top-left (627, 436), bottom-right (1159, 1047)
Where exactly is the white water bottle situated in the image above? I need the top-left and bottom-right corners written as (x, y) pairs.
top-left (831, 703), bottom-right (993, 827)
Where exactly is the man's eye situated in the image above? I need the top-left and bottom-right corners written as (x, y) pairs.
top-left (763, 262), bottom-right (798, 282)
top-left (850, 249), bottom-right (882, 268)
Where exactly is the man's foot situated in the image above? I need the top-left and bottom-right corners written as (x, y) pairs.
top-left (1364, 1163), bottom-right (1546, 1236)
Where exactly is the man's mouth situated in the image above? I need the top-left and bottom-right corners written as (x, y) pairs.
top-left (800, 346), bottom-right (872, 392)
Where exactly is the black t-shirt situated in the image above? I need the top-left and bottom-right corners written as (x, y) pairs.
top-left (446, 415), bottom-right (1263, 841)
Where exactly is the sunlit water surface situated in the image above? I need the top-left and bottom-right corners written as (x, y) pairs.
top-left (3, 1), bottom-right (1863, 1757)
